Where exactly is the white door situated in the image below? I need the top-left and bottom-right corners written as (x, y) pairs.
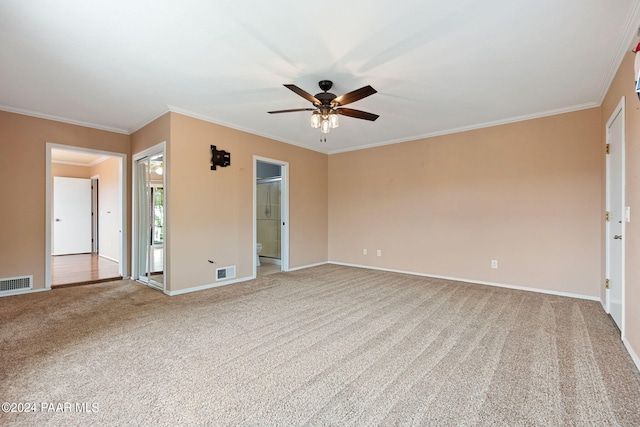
top-left (53, 177), bottom-right (92, 255)
top-left (606, 98), bottom-right (625, 333)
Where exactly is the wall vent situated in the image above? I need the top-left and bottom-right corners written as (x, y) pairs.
top-left (0, 275), bottom-right (33, 294)
top-left (216, 266), bottom-right (236, 281)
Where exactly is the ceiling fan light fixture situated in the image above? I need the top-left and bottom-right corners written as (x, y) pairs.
top-left (310, 112), bottom-right (321, 128)
top-left (320, 119), bottom-right (331, 134)
top-left (329, 112), bottom-right (339, 128)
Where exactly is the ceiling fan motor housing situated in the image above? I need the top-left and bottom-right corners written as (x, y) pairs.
top-left (316, 80), bottom-right (337, 106)
top-left (318, 80), bottom-right (333, 92)
top-left (315, 92), bottom-right (337, 106)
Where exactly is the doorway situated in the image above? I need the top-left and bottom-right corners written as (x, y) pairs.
top-left (133, 144), bottom-right (166, 291)
top-left (254, 157), bottom-right (289, 277)
top-left (46, 144), bottom-right (127, 288)
top-left (605, 96), bottom-right (626, 335)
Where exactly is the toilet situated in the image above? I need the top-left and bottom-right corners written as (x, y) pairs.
top-left (256, 243), bottom-right (263, 266)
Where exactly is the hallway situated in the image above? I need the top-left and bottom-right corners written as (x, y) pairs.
top-left (52, 254), bottom-right (121, 287)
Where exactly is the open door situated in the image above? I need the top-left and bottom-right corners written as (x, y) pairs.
top-left (134, 147), bottom-right (165, 291)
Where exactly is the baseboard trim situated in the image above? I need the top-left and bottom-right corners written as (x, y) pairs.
top-left (164, 275), bottom-right (253, 296)
top-left (328, 261), bottom-right (601, 302)
top-left (99, 254), bottom-right (119, 263)
top-left (0, 287), bottom-right (50, 298)
top-left (260, 257), bottom-right (282, 266)
top-left (623, 337), bottom-right (640, 372)
top-left (165, 262), bottom-right (331, 295)
top-left (287, 261), bottom-right (329, 272)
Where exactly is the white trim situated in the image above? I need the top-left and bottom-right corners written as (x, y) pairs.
top-left (329, 103), bottom-right (598, 154)
top-left (259, 257), bottom-right (282, 265)
top-left (287, 261), bottom-right (329, 272)
top-left (132, 142), bottom-right (167, 292)
top-left (91, 176), bottom-right (99, 254)
top-left (164, 275), bottom-right (253, 296)
top-left (623, 337), bottom-right (640, 372)
top-left (253, 157), bottom-right (290, 279)
top-left (46, 143), bottom-right (128, 289)
top-left (169, 106), bottom-right (325, 153)
top-left (133, 102), bottom-right (612, 156)
top-left (0, 105), bottom-right (128, 134)
top-left (99, 254), bottom-right (119, 263)
top-left (133, 142), bottom-right (167, 162)
top-left (45, 147), bottom-right (52, 290)
top-left (0, 287), bottom-right (50, 298)
top-left (0, 100), bottom-right (623, 159)
top-left (597, 1), bottom-right (640, 103)
top-left (328, 262), bottom-right (602, 302)
top-left (127, 106), bottom-right (172, 134)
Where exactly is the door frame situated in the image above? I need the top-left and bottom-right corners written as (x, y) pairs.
top-left (91, 176), bottom-right (99, 253)
top-left (253, 156), bottom-right (289, 277)
top-left (605, 96), bottom-right (626, 337)
top-left (132, 141), bottom-right (167, 292)
top-left (45, 143), bottom-right (128, 289)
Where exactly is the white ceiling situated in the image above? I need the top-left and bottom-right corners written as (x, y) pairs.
top-left (1, 0), bottom-right (639, 154)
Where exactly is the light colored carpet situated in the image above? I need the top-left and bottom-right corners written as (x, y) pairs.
top-left (1, 264), bottom-right (639, 426)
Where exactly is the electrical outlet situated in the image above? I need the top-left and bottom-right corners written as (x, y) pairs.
top-left (491, 260), bottom-right (498, 269)
top-left (377, 250), bottom-right (382, 257)
top-left (363, 249), bottom-right (367, 255)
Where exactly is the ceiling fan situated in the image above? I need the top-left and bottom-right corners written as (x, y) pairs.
top-left (268, 80), bottom-right (379, 134)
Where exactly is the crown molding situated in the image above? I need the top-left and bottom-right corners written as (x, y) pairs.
top-left (0, 105), bottom-right (129, 134)
top-left (328, 102), bottom-right (599, 154)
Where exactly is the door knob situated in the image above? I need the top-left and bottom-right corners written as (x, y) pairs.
top-left (55, 218), bottom-right (62, 222)
top-left (614, 235), bottom-right (622, 240)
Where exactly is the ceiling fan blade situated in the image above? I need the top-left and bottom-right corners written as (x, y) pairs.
top-left (333, 85), bottom-right (377, 106)
top-left (268, 108), bottom-right (316, 114)
top-left (284, 84), bottom-right (321, 105)
top-left (336, 108), bottom-right (379, 121)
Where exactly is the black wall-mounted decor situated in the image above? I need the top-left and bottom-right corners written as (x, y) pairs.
top-left (211, 145), bottom-right (231, 170)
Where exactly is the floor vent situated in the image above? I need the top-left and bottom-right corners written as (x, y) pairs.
top-left (0, 275), bottom-right (33, 294)
top-left (216, 266), bottom-right (236, 281)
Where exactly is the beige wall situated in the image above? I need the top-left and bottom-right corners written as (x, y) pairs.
top-left (91, 157), bottom-right (121, 261)
top-left (131, 113), bottom-right (170, 155)
top-left (601, 49), bottom-right (640, 361)
top-left (165, 113), bottom-right (328, 292)
top-left (329, 108), bottom-right (602, 297)
top-left (0, 111), bottom-right (130, 289)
